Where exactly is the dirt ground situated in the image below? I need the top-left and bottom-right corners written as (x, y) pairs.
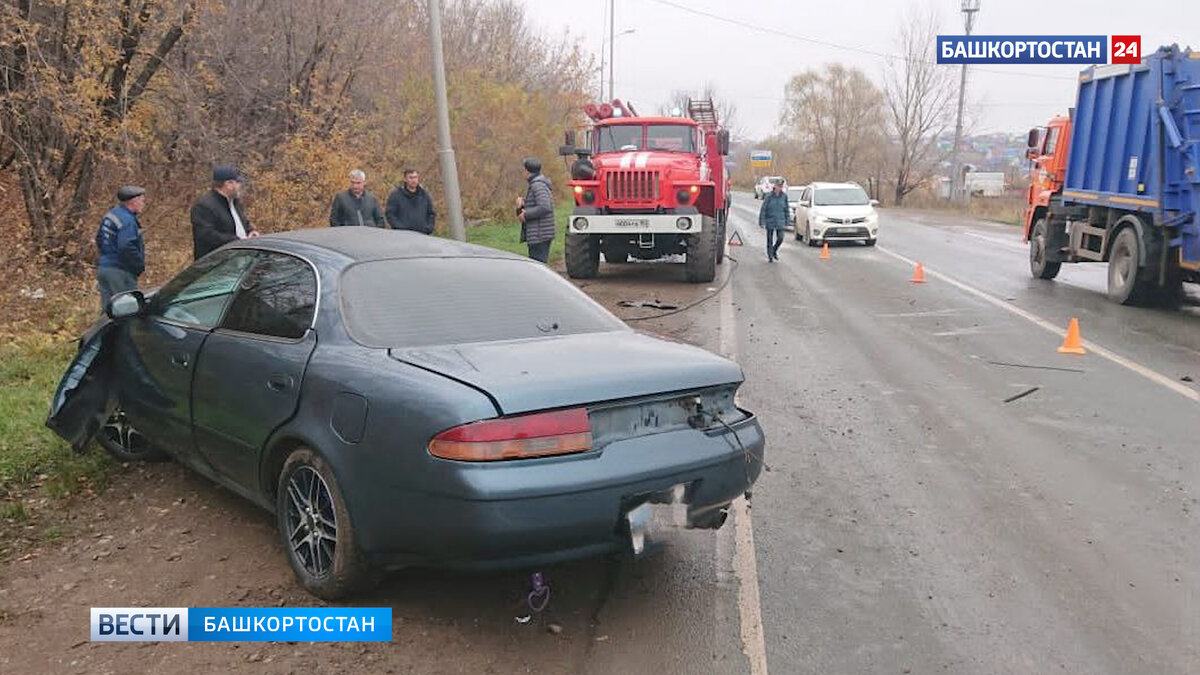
top-left (0, 256), bottom-right (738, 674)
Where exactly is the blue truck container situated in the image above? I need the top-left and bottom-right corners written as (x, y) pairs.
top-left (1031, 45), bottom-right (1200, 304)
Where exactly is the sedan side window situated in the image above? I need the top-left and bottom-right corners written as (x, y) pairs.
top-left (221, 253), bottom-right (317, 339)
top-left (154, 251), bottom-right (258, 328)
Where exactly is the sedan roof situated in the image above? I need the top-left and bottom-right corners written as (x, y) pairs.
top-left (246, 227), bottom-right (525, 263)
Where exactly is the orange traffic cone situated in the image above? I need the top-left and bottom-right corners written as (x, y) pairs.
top-left (1057, 318), bottom-right (1087, 355)
top-left (910, 262), bottom-right (926, 284)
top-left (820, 242), bottom-right (831, 260)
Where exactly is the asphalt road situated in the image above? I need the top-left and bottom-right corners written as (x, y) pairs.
top-left (725, 193), bottom-right (1199, 673)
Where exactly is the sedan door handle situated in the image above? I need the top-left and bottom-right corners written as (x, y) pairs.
top-left (170, 353), bottom-right (190, 368)
top-left (266, 374), bottom-right (294, 393)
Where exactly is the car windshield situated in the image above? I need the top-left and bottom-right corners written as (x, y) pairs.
top-left (595, 124), bottom-right (643, 153)
top-left (786, 187), bottom-right (804, 200)
top-left (645, 125), bottom-right (696, 152)
top-left (814, 187), bottom-right (870, 206)
top-left (340, 258), bottom-right (628, 348)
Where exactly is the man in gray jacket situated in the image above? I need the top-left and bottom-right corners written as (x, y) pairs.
top-left (517, 158), bottom-right (556, 263)
top-left (329, 169), bottom-right (385, 227)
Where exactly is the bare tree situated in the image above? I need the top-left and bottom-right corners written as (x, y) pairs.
top-left (658, 84), bottom-right (741, 138)
top-left (781, 64), bottom-right (883, 181)
top-left (883, 7), bottom-right (955, 205)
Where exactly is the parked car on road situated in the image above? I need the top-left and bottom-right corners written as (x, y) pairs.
top-left (785, 186), bottom-right (806, 230)
top-left (754, 176), bottom-right (786, 200)
top-left (792, 182), bottom-right (879, 246)
top-left (47, 228), bottom-right (766, 600)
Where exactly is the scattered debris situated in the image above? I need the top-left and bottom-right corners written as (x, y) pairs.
top-left (526, 572), bottom-right (550, 614)
top-left (617, 300), bottom-right (679, 310)
top-left (547, 623), bottom-right (563, 635)
top-left (1182, 376), bottom-right (1194, 383)
top-left (988, 361), bottom-right (1084, 374)
top-left (18, 287), bottom-right (45, 300)
top-left (1003, 387), bottom-right (1041, 404)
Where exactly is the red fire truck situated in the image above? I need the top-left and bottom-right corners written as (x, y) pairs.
top-left (560, 98), bottom-right (731, 283)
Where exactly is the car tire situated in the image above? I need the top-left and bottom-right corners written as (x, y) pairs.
top-left (97, 408), bottom-right (168, 463)
top-left (1029, 218), bottom-right (1061, 280)
top-left (565, 232), bottom-right (600, 278)
top-left (805, 223), bottom-right (819, 247)
top-left (277, 448), bottom-right (374, 600)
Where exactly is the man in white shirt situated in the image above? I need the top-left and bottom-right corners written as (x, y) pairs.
top-left (190, 164), bottom-right (259, 260)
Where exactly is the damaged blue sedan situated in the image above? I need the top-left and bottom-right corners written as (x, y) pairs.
top-left (48, 228), bottom-right (765, 599)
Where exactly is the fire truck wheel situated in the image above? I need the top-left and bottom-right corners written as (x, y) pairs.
top-left (685, 216), bottom-right (718, 283)
top-left (566, 232), bottom-right (600, 278)
top-left (1029, 218), bottom-right (1061, 280)
top-left (716, 217), bottom-right (726, 265)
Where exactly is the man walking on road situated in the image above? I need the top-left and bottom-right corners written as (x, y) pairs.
top-left (96, 185), bottom-right (147, 310)
top-left (385, 168), bottom-right (436, 234)
top-left (191, 165), bottom-right (257, 260)
top-left (517, 158), bottom-right (556, 263)
top-left (330, 169), bottom-right (385, 227)
top-left (759, 179), bottom-right (788, 261)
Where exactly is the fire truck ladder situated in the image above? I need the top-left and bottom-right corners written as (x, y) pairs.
top-left (687, 98), bottom-right (719, 128)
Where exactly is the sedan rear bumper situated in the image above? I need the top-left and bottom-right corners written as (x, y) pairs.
top-left (355, 414), bottom-right (765, 570)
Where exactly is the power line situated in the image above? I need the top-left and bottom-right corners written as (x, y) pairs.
top-left (644, 0), bottom-right (1078, 82)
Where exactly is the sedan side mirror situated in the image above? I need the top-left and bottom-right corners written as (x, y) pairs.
top-left (106, 290), bottom-right (147, 320)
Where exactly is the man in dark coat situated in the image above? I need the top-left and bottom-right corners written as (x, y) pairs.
top-left (96, 185), bottom-right (147, 310)
top-left (385, 168), bottom-right (436, 234)
top-left (517, 157), bottom-right (556, 263)
top-left (191, 165), bottom-right (257, 260)
top-left (759, 179), bottom-right (788, 262)
top-left (330, 169), bottom-right (385, 227)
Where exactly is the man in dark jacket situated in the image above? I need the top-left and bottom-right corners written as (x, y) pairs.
top-left (330, 169), bottom-right (385, 227)
top-left (759, 179), bottom-right (788, 262)
top-left (96, 185), bottom-right (147, 310)
top-left (191, 165), bottom-right (257, 260)
top-left (517, 157), bottom-right (556, 263)
top-left (385, 169), bottom-right (436, 233)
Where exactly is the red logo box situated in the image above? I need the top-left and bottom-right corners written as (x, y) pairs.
top-left (1111, 35), bottom-right (1141, 64)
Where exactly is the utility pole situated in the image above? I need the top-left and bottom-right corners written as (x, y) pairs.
top-left (949, 0), bottom-right (979, 203)
top-left (598, 0), bottom-right (607, 100)
top-left (427, 0), bottom-right (465, 241)
top-left (608, 0), bottom-right (615, 100)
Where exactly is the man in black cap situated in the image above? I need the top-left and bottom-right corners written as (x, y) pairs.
top-left (190, 164), bottom-right (258, 260)
top-left (516, 157), bottom-right (555, 263)
top-left (96, 185), bottom-right (147, 310)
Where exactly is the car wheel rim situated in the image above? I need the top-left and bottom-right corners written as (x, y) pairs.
top-left (1031, 229), bottom-right (1045, 269)
top-left (1112, 241), bottom-right (1132, 288)
top-left (101, 410), bottom-right (145, 455)
top-left (285, 466), bottom-right (337, 578)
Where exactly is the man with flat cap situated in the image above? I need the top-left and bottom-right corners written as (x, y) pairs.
top-left (96, 185), bottom-right (147, 310)
top-left (190, 164), bottom-right (258, 260)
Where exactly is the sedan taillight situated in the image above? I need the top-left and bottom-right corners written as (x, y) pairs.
top-left (429, 408), bottom-right (592, 462)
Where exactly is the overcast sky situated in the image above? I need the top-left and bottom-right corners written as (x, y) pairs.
top-left (520, 0), bottom-right (1199, 140)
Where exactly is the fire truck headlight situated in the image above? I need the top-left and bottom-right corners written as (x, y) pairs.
top-left (676, 189), bottom-right (690, 204)
top-left (573, 217), bottom-right (589, 231)
top-left (583, 190), bottom-right (595, 204)
top-left (676, 217), bottom-right (693, 231)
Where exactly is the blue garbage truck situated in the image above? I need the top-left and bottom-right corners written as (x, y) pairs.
top-left (1024, 44), bottom-right (1200, 305)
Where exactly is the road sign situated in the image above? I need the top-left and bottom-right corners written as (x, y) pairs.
top-left (750, 149), bottom-right (772, 168)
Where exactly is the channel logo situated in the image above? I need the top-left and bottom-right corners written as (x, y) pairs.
top-left (91, 607), bottom-right (393, 642)
top-left (936, 35), bottom-right (1140, 65)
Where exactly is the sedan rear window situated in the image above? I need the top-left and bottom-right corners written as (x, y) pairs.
top-left (340, 258), bottom-right (628, 348)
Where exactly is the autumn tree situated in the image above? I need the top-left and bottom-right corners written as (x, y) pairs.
top-left (883, 7), bottom-right (955, 205)
top-left (780, 64), bottom-right (884, 182)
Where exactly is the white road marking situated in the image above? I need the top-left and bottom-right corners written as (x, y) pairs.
top-left (875, 245), bottom-right (1200, 405)
top-left (960, 230), bottom-right (1028, 252)
top-left (718, 260), bottom-right (769, 675)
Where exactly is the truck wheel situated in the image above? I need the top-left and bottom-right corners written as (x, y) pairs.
top-left (566, 233), bottom-right (600, 278)
top-left (1107, 226), bottom-right (1154, 305)
top-left (716, 215), bottom-right (726, 265)
top-left (1029, 218), bottom-right (1061, 279)
top-left (685, 216), bottom-right (718, 283)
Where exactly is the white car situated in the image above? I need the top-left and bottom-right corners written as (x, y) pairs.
top-left (785, 186), bottom-right (805, 229)
top-left (792, 182), bottom-right (879, 246)
top-left (754, 176), bottom-right (786, 200)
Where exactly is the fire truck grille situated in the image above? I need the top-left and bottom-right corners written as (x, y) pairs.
top-left (606, 171), bottom-right (660, 203)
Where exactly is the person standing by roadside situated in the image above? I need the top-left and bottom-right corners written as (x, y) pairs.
top-left (96, 186), bottom-right (147, 310)
top-left (329, 169), bottom-right (385, 227)
top-left (759, 179), bottom-right (788, 262)
top-left (385, 168), bottom-right (436, 234)
top-left (191, 165), bottom-right (258, 260)
top-left (517, 158), bottom-right (556, 263)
